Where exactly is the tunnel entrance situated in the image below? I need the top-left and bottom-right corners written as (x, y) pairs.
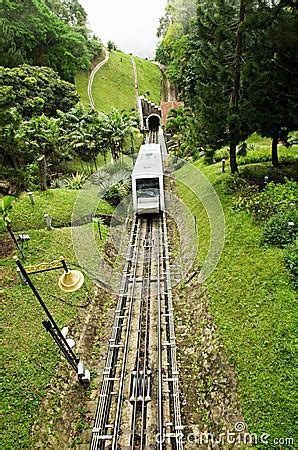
top-left (147, 114), bottom-right (161, 132)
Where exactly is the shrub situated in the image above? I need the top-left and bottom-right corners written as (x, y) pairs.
top-left (102, 182), bottom-right (129, 206)
top-left (284, 242), bottom-right (298, 289)
top-left (213, 148), bottom-right (229, 162)
top-left (234, 178), bottom-right (297, 221)
top-left (239, 163), bottom-right (298, 186)
top-left (0, 164), bottom-right (39, 193)
top-left (50, 178), bottom-right (66, 189)
top-left (63, 172), bottom-right (87, 190)
top-left (261, 210), bottom-right (297, 247)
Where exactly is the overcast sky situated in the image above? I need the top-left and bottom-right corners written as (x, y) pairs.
top-left (80, 0), bottom-right (167, 59)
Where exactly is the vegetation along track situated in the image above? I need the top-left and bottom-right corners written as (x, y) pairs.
top-left (90, 191), bottom-right (183, 448)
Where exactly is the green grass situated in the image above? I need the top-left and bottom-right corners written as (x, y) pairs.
top-left (7, 188), bottom-right (113, 232)
top-left (1, 186), bottom-right (111, 449)
top-left (213, 139), bottom-right (298, 166)
top-left (135, 57), bottom-right (162, 105)
top-left (91, 51), bottom-right (136, 113)
top-left (75, 69), bottom-right (90, 108)
top-left (75, 51), bottom-right (162, 113)
top-left (176, 159), bottom-right (296, 442)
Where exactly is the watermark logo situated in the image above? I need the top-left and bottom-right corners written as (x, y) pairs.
top-left (156, 422), bottom-right (294, 446)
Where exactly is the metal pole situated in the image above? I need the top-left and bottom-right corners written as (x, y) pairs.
top-left (60, 257), bottom-right (69, 273)
top-left (14, 257), bottom-right (79, 365)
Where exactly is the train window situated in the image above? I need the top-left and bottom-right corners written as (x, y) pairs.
top-left (136, 178), bottom-right (159, 190)
top-left (136, 178), bottom-right (160, 199)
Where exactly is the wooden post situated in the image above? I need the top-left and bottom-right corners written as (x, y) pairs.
top-left (37, 155), bottom-right (47, 191)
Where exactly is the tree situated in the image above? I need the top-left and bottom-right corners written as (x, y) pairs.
top-left (0, 0), bottom-right (102, 82)
top-left (0, 65), bottom-right (79, 121)
top-left (58, 105), bottom-right (105, 171)
top-left (0, 65), bottom-right (79, 169)
top-left (101, 109), bottom-right (139, 160)
top-left (245, 1), bottom-right (298, 166)
top-left (16, 115), bottom-right (61, 164)
top-left (157, 0), bottom-right (255, 174)
top-left (45, 0), bottom-right (87, 26)
top-left (107, 40), bottom-right (118, 52)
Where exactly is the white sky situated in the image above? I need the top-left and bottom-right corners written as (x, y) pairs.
top-left (80, 0), bottom-right (167, 59)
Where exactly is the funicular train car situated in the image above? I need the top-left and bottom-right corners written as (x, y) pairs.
top-left (132, 143), bottom-right (165, 215)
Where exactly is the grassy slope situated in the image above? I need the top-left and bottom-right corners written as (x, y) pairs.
top-left (7, 189), bottom-right (113, 232)
top-left (75, 51), bottom-right (162, 112)
top-left (91, 51), bottom-right (135, 113)
top-left (176, 160), bottom-right (296, 441)
top-left (0, 189), bottom-right (113, 449)
top-left (75, 70), bottom-right (90, 108)
top-left (135, 57), bottom-right (162, 105)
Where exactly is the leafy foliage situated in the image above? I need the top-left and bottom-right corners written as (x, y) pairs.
top-left (235, 179), bottom-right (297, 221)
top-left (0, 0), bottom-right (102, 82)
top-left (63, 172), bottom-right (87, 189)
top-left (0, 195), bottom-right (15, 228)
top-left (284, 242), bottom-right (298, 289)
top-left (107, 40), bottom-right (118, 51)
top-left (0, 65), bottom-right (79, 122)
top-left (261, 210), bottom-right (297, 247)
top-left (157, 0), bottom-right (298, 171)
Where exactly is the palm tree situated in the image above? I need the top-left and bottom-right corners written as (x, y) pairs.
top-left (101, 109), bottom-right (139, 160)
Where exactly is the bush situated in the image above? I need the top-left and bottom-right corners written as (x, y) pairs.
top-left (0, 164), bottom-right (39, 193)
top-left (102, 183), bottom-right (129, 206)
top-left (261, 210), bottom-right (297, 247)
top-left (63, 172), bottom-right (87, 190)
top-left (284, 242), bottom-right (298, 288)
top-left (234, 178), bottom-right (297, 221)
top-left (213, 147), bottom-right (229, 162)
top-left (239, 163), bottom-right (298, 186)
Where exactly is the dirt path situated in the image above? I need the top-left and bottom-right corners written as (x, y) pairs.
top-left (88, 48), bottom-right (109, 110)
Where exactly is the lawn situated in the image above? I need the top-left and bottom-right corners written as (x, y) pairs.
top-left (213, 134), bottom-right (298, 166)
top-left (75, 69), bottom-right (90, 108)
top-left (0, 188), bottom-right (112, 449)
top-left (176, 159), bottom-right (296, 442)
top-left (6, 188), bottom-right (113, 233)
top-left (75, 51), bottom-right (162, 113)
top-left (91, 51), bottom-right (136, 113)
top-left (134, 57), bottom-right (162, 105)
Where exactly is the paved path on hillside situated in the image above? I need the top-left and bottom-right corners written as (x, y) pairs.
top-left (130, 55), bottom-right (139, 108)
top-left (88, 48), bottom-right (110, 110)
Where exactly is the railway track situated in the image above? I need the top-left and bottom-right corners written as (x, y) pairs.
top-left (90, 214), bottom-right (183, 449)
top-left (147, 130), bottom-right (159, 144)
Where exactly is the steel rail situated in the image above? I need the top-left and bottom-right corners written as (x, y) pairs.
top-left (161, 212), bottom-right (183, 449)
top-left (157, 215), bottom-right (165, 448)
top-left (111, 217), bottom-right (143, 449)
top-left (130, 219), bottom-right (149, 447)
top-left (90, 216), bottom-right (141, 449)
top-left (139, 219), bottom-right (154, 449)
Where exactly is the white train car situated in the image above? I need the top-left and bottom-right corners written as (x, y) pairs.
top-left (132, 143), bottom-right (165, 215)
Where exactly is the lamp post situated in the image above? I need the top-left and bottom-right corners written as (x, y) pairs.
top-left (14, 256), bottom-right (90, 384)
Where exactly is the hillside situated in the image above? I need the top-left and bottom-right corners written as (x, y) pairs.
top-left (75, 50), bottom-right (162, 112)
top-left (135, 57), bottom-right (162, 105)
